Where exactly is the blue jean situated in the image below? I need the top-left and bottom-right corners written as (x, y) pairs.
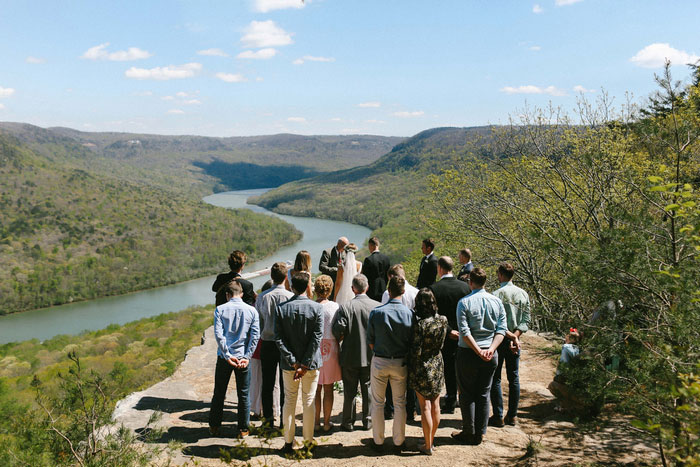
top-left (490, 340), bottom-right (520, 419)
top-left (209, 356), bottom-right (251, 431)
top-left (456, 347), bottom-right (497, 435)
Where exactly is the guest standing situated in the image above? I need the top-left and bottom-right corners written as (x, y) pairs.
top-left (274, 272), bottom-right (323, 454)
top-left (367, 276), bottom-right (413, 452)
top-left (313, 275), bottom-right (341, 433)
top-left (408, 289), bottom-right (448, 455)
top-left (209, 280), bottom-right (260, 438)
top-left (212, 250), bottom-right (257, 306)
top-left (362, 236), bottom-right (390, 302)
top-left (331, 274), bottom-right (380, 431)
top-left (452, 268), bottom-right (507, 446)
top-left (285, 250), bottom-right (312, 295)
top-left (490, 262), bottom-right (530, 427)
top-left (416, 238), bottom-right (438, 289)
top-left (249, 279), bottom-right (275, 420)
top-left (429, 256), bottom-right (470, 414)
top-left (457, 248), bottom-right (474, 281)
top-left (255, 262), bottom-right (293, 427)
top-left (381, 264), bottom-right (418, 310)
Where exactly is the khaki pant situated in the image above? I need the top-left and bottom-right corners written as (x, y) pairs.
top-left (281, 369), bottom-right (319, 444)
top-left (370, 357), bottom-right (407, 446)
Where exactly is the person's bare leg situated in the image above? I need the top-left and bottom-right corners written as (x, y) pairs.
top-left (323, 384), bottom-right (334, 429)
top-left (314, 387), bottom-right (322, 428)
top-left (430, 395), bottom-right (441, 448)
top-left (417, 393), bottom-right (432, 452)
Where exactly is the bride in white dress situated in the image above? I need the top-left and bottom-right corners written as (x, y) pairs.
top-left (334, 243), bottom-right (362, 306)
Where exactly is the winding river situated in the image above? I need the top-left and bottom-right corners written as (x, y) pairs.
top-left (0, 189), bottom-right (371, 344)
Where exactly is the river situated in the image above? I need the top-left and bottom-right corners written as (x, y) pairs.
top-left (0, 189), bottom-right (371, 344)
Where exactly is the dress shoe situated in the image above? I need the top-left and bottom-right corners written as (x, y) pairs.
top-left (504, 415), bottom-right (518, 426)
top-left (451, 430), bottom-right (472, 444)
top-left (340, 423), bottom-right (354, 432)
top-left (470, 433), bottom-right (483, 445)
top-left (208, 426), bottom-right (220, 436)
top-left (393, 442), bottom-right (407, 453)
top-left (370, 440), bottom-right (384, 453)
top-left (280, 442), bottom-right (294, 455)
top-left (488, 416), bottom-right (505, 427)
top-left (362, 420), bottom-right (372, 431)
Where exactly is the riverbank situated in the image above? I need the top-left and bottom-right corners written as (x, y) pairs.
top-left (113, 329), bottom-right (659, 466)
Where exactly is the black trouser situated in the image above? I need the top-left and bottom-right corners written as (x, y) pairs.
top-left (260, 340), bottom-right (284, 422)
top-left (209, 357), bottom-right (250, 430)
top-left (341, 366), bottom-right (371, 426)
top-left (442, 337), bottom-right (458, 405)
top-left (456, 347), bottom-right (498, 435)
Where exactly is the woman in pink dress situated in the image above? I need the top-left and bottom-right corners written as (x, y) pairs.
top-left (313, 274), bottom-right (342, 432)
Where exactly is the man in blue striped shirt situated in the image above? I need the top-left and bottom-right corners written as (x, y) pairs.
top-left (209, 279), bottom-right (260, 438)
top-left (452, 268), bottom-right (507, 446)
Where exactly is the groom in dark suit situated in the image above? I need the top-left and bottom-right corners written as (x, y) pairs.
top-left (430, 256), bottom-right (471, 413)
top-left (416, 238), bottom-right (438, 289)
top-left (362, 237), bottom-right (390, 302)
top-left (319, 237), bottom-right (348, 288)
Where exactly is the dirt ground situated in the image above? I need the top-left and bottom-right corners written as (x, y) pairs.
top-left (113, 327), bottom-right (659, 466)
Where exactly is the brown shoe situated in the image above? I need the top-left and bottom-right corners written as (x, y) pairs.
top-left (238, 429), bottom-right (250, 438)
top-left (504, 416), bottom-right (518, 426)
top-left (488, 416), bottom-right (505, 428)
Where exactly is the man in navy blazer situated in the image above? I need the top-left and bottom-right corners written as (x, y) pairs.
top-left (416, 238), bottom-right (438, 289)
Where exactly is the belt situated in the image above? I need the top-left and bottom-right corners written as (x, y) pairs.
top-left (374, 354), bottom-right (405, 360)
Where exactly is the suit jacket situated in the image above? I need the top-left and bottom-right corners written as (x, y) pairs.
top-left (457, 262), bottom-right (474, 281)
top-left (429, 276), bottom-right (471, 334)
top-left (274, 295), bottom-right (323, 371)
top-left (212, 272), bottom-right (256, 307)
top-left (416, 254), bottom-right (438, 289)
top-left (319, 246), bottom-right (344, 284)
top-left (332, 294), bottom-right (381, 368)
top-left (362, 251), bottom-right (390, 302)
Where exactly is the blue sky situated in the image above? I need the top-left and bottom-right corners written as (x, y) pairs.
top-left (1, 0), bottom-right (698, 137)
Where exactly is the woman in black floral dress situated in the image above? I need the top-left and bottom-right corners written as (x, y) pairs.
top-left (408, 289), bottom-right (448, 455)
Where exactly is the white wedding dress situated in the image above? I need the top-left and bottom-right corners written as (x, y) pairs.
top-left (334, 250), bottom-right (358, 306)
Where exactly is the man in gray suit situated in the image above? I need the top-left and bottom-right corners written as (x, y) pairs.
top-left (332, 274), bottom-right (380, 431)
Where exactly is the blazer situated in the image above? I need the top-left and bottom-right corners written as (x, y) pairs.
top-left (362, 251), bottom-right (390, 302)
top-left (319, 246), bottom-right (343, 283)
top-left (212, 271), bottom-right (256, 306)
top-left (274, 295), bottom-right (323, 371)
top-left (332, 294), bottom-right (381, 368)
top-left (429, 276), bottom-right (471, 334)
top-left (416, 254), bottom-right (439, 289)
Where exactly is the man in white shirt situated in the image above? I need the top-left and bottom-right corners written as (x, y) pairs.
top-left (381, 264), bottom-right (418, 310)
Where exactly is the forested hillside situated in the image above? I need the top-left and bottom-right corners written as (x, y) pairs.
top-left (0, 123), bottom-right (403, 193)
top-left (0, 134), bottom-right (300, 314)
top-left (251, 126), bottom-right (492, 267)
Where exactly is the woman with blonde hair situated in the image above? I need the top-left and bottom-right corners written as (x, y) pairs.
top-left (313, 274), bottom-right (342, 432)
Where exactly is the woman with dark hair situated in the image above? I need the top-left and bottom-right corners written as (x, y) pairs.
top-left (285, 250), bottom-right (312, 294)
top-left (408, 288), bottom-right (448, 455)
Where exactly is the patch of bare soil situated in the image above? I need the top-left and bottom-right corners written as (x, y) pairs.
top-left (113, 328), bottom-right (658, 466)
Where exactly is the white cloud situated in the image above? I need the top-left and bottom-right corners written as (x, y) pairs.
top-left (241, 21), bottom-right (293, 49)
top-left (256, 77), bottom-right (264, 82)
top-left (293, 55), bottom-right (335, 65)
top-left (629, 43), bottom-right (699, 69)
top-left (237, 48), bottom-right (278, 60)
top-left (532, 4), bottom-right (544, 13)
top-left (82, 43), bottom-right (153, 61)
top-left (555, 0), bottom-right (583, 5)
top-left (529, 46), bottom-right (541, 51)
top-left (366, 119), bottom-right (386, 124)
top-left (26, 56), bottom-right (45, 64)
top-left (125, 63), bottom-right (201, 80)
top-left (253, 0), bottom-right (306, 13)
top-left (573, 85), bottom-right (596, 93)
top-left (183, 99), bottom-right (202, 105)
top-left (216, 72), bottom-right (247, 83)
top-left (341, 128), bottom-right (361, 134)
top-left (358, 101), bottom-right (381, 108)
top-left (161, 95), bottom-right (175, 101)
top-left (287, 116), bottom-right (307, 123)
top-left (393, 110), bottom-right (424, 118)
top-left (197, 48), bottom-right (229, 57)
top-left (0, 86), bottom-right (15, 98)
top-left (330, 117), bottom-right (342, 122)
top-left (168, 109), bottom-right (185, 114)
top-left (500, 85), bottom-right (567, 96)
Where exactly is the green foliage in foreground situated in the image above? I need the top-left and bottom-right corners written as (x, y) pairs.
top-left (0, 306), bottom-right (213, 466)
top-left (0, 135), bottom-right (301, 314)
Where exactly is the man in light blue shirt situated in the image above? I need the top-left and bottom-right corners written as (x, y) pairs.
top-left (452, 268), bottom-right (506, 446)
top-left (367, 275), bottom-right (413, 451)
top-left (209, 279), bottom-right (260, 438)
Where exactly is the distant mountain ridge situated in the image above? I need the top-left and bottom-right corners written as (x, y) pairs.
top-left (0, 122), bottom-right (404, 192)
